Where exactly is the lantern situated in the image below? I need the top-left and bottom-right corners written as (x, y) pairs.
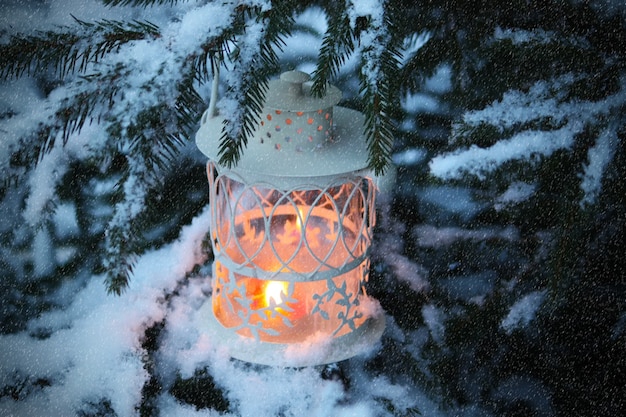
top-left (196, 71), bottom-right (385, 366)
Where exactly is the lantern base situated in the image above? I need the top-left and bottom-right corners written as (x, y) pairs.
top-left (198, 296), bottom-right (386, 367)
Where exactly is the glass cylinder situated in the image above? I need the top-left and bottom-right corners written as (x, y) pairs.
top-left (208, 163), bottom-right (375, 343)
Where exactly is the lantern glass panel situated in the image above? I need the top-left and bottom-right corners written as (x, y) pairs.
top-left (208, 163), bottom-right (375, 343)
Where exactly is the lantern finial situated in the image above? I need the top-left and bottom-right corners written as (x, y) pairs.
top-left (279, 70), bottom-right (310, 97)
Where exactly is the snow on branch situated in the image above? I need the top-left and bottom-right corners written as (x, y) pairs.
top-left (430, 125), bottom-right (578, 181)
top-left (579, 124), bottom-right (618, 207)
top-left (429, 76), bottom-right (626, 187)
top-left (501, 291), bottom-right (546, 334)
top-left (215, 1), bottom-right (293, 167)
top-left (347, 0), bottom-right (401, 174)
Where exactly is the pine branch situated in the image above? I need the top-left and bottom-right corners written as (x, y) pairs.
top-left (357, 10), bottom-right (403, 176)
top-left (175, 72), bottom-right (205, 134)
top-left (192, 23), bottom-right (240, 83)
top-left (216, 2), bottom-right (295, 168)
top-left (125, 107), bottom-right (179, 180)
top-left (0, 18), bottom-right (160, 80)
top-left (38, 70), bottom-right (122, 166)
top-left (103, 216), bottom-right (139, 295)
top-left (72, 17), bottom-right (160, 66)
top-left (311, 3), bottom-right (354, 98)
top-left (102, 65), bottom-right (204, 295)
top-left (0, 31), bottom-right (81, 79)
top-left (101, 0), bottom-right (181, 6)
top-left (399, 36), bottom-right (460, 93)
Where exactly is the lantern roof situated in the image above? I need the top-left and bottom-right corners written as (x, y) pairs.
top-left (196, 71), bottom-right (371, 189)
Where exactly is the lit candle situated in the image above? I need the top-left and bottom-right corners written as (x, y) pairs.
top-left (259, 279), bottom-right (307, 322)
top-left (264, 280), bottom-right (288, 307)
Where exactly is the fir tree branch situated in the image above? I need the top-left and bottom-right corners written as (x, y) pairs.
top-left (192, 25), bottom-right (239, 83)
top-left (38, 70), bottom-right (122, 163)
top-left (311, 2), bottom-right (354, 98)
top-left (357, 8), bottom-right (403, 175)
top-left (101, 0), bottom-right (181, 6)
top-left (176, 72), bottom-right (205, 134)
top-left (102, 64), bottom-right (204, 295)
top-left (72, 17), bottom-right (160, 66)
top-left (103, 211), bottom-right (139, 295)
top-left (216, 2), bottom-right (294, 168)
top-left (0, 31), bottom-right (81, 79)
top-left (0, 18), bottom-right (160, 80)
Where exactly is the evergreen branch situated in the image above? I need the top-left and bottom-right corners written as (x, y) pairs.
top-left (42, 72), bottom-right (122, 161)
top-left (362, 85), bottom-right (395, 175)
top-left (192, 27), bottom-right (238, 83)
top-left (0, 18), bottom-right (159, 80)
top-left (102, 149), bottom-right (148, 295)
top-left (72, 17), bottom-right (160, 70)
top-left (311, 3), bottom-right (354, 97)
top-left (175, 72), bottom-right (205, 134)
top-left (102, 67), bottom-right (203, 294)
top-left (126, 105), bottom-right (184, 181)
top-left (104, 249), bottom-right (136, 296)
top-left (3, 71), bottom-right (122, 180)
top-left (0, 31), bottom-right (81, 79)
top-left (101, 0), bottom-right (181, 6)
top-left (358, 10), bottom-right (402, 175)
top-left (216, 2), bottom-right (295, 168)
top-left (398, 36), bottom-right (458, 93)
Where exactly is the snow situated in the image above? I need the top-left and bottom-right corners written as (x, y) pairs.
top-left (177, 3), bottom-right (233, 52)
top-left (494, 181), bottom-right (536, 211)
top-left (431, 76), bottom-right (626, 181)
top-left (347, 0), bottom-right (384, 29)
top-left (32, 227), bottom-right (55, 278)
top-left (1, 203), bottom-right (438, 416)
top-left (501, 291), bottom-right (546, 334)
top-left (373, 200), bottom-right (430, 293)
top-left (348, 0), bottom-right (388, 93)
top-left (0, 208), bottom-right (211, 416)
top-left (399, 31), bottom-right (431, 65)
top-left (402, 91), bottom-right (442, 114)
top-left (422, 304), bottom-right (445, 345)
top-left (400, 58), bottom-right (450, 117)
top-left (579, 125), bottom-right (617, 207)
top-left (494, 27), bottom-right (553, 44)
top-left (24, 141), bottom-right (70, 226)
top-left (430, 125), bottom-right (577, 180)
top-left (52, 203), bottom-right (80, 239)
top-left (416, 186), bottom-right (484, 222)
top-left (414, 225), bottom-right (519, 248)
top-left (423, 64), bottom-right (453, 95)
top-left (392, 147), bottom-right (427, 166)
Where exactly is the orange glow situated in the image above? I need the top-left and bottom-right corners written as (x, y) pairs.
top-left (212, 177), bottom-right (372, 342)
top-left (276, 207), bottom-right (305, 246)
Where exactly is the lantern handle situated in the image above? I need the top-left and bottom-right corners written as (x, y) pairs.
top-left (207, 59), bottom-right (220, 118)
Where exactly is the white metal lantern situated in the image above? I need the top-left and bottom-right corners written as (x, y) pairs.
top-left (196, 71), bottom-right (385, 366)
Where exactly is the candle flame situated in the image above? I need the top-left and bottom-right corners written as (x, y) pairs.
top-left (296, 207), bottom-right (304, 232)
top-left (265, 280), bottom-right (288, 307)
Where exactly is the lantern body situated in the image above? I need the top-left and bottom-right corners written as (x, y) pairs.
top-left (209, 167), bottom-right (374, 343)
top-left (196, 71), bottom-right (385, 366)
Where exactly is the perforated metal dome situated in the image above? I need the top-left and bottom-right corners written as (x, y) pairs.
top-left (195, 71), bottom-right (370, 189)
